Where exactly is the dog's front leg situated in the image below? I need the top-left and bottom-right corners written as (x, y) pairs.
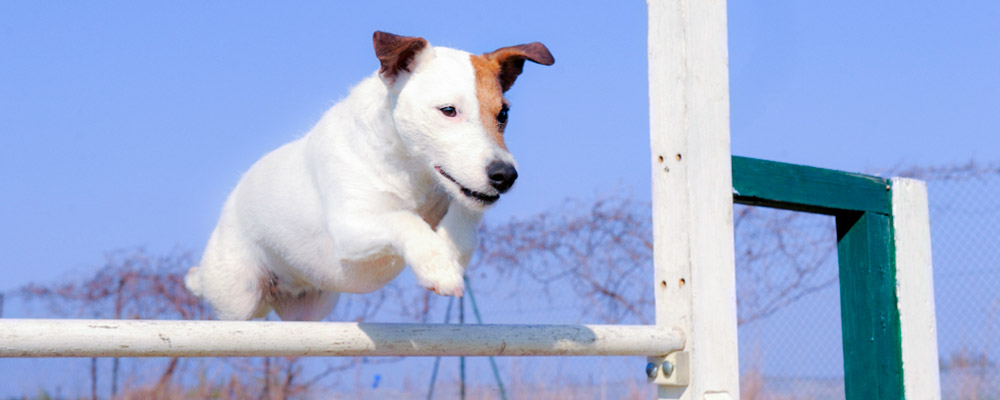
top-left (436, 201), bottom-right (484, 268)
top-left (333, 211), bottom-right (467, 297)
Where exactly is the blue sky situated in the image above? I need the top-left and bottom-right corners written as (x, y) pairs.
top-left (3, 1), bottom-right (998, 290)
top-left (2, 0), bottom-right (999, 395)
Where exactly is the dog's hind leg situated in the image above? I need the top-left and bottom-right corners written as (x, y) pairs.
top-left (190, 229), bottom-right (274, 320)
top-left (272, 290), bottom-right (340, 321)
top-left (192, 264), bottom-right (272, 320)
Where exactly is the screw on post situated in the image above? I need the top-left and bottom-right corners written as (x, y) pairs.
top-left (661, 361), bottom-right (675, 377)
top-left (645, 362), bottom-right (659, 378)
top-left (647, 351), bottom-right (690, 386)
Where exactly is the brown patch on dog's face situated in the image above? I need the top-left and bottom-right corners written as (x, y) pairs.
top-left (470, 42), bottom-right (553, 150)
top-left (470, 54), bottom-right (509, 150)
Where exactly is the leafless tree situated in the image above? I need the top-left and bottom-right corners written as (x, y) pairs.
top-left (883, 159), bottom-right (1000, 182)
top-left (732, 205), bottom-right (837, 325)
top-left (31, 164), bottom-right (995, 396)
top-left (21, 249), bottom-right (208, 398)
top-left (472, 195), bottom-right (655, 324)
top-left (15, 160), bottom-right (1000, 398)
top-left (468, 193), bottom-right (841, 327)
top-left (17, 248), bottom-right (384, 399)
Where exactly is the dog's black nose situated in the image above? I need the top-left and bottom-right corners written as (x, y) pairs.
top-left (487, 161), bottom-right (518, 194)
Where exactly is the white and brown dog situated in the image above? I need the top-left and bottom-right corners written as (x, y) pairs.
top-left (185, 32), bottom-right (553, 321)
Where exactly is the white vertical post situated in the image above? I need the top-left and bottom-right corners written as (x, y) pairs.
top-left (647, 0), bottom-right (739, 399)
top-left (891, 178), bottom-right (942, 399)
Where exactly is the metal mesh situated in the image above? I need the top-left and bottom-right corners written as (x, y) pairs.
top-left (923, 169), bottom-right (1000, 398)
top-left (734, 205), bottom-right (844, 400)
top-left (735, 163), bottom-right (1000, 399)
top-left (2, 165), bottom-right (997, 398)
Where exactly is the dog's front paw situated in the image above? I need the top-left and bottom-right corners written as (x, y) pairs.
top-left (410, 247), bottom-right (466, 297)
top-left (423, 270), bottom-right (465, 297)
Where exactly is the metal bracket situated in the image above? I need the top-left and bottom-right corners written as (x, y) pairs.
top-left (646, 351), bottom-right (690, 386)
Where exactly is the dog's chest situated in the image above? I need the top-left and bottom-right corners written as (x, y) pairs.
top-left (376, 157), bottom-right (451, 229)
top-left (415, 186), bottom-right (451, 229)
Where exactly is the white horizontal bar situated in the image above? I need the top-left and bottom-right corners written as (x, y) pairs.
top-left (0, 319), bottom-right (683, 358)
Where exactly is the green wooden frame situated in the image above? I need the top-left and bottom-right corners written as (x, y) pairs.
top-left (732, 156), bottom-right (904, 399)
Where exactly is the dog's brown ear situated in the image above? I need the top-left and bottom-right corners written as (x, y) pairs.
top-left (373, 31), bottom-right (428, 83)
top-left (485, 42), bottom-right (555, 92)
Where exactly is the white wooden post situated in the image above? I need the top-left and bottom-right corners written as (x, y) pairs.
top-left (891, 178), bottom-right (942, 399)
top-left (647, 0), bottom-right (740, 399)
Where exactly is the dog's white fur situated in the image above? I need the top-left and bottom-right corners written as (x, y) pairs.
top-left (185, 33), bottom-right (551, 321)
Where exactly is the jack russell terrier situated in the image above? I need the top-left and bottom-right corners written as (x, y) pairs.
top-left (185, 31), bottom-right (554, 320)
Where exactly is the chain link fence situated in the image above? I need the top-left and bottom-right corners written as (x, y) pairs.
top-left (735, 206), bottom-right (843, 400)
top-left (2, 163), bottom-right (996, 399)
top-left (922, 164), bottom-right (1000, 399)
top-left (736, 162), bottom-right (1000, 399)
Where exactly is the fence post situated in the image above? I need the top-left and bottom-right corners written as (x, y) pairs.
top-left (648, 0), bottom-right (740, 399)
top-left (836, 210), bottom-right (904, 398)
top-left (891, 178), bottom-right (942, 398)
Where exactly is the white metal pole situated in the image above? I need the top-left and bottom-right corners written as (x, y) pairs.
top-left (647, 0), bottom-right (740, 399)
top-left (891, 178), bottom-right (942, 399)
top-left (0, 320), bottom-right (682, 358)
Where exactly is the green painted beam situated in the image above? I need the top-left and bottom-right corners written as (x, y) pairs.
top-left (731, 156), bottom-right (907, 398)
top-left (732, 156), bottom-right (892, 215)
top-left (836, 211), bottom-right (904, 399)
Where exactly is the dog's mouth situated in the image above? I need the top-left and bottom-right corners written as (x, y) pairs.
top-left (434, 166), bottom-right (500, 205)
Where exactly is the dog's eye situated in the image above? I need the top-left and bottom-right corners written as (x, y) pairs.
top-left (497, 105), bottom-right (509, 125)
top-left (439, 106), bottom-right (457, 117)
